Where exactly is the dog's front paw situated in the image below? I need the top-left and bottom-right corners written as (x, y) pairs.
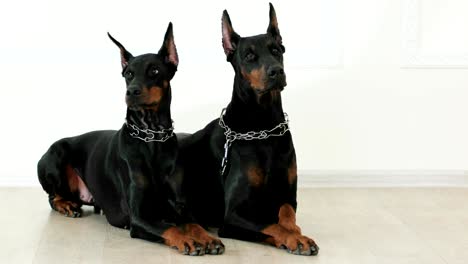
top-left (203, 237), bottom-right (224, 255)
top-left (184, 224), bottom-right (225, 255)
top-left (171, 240), bottom-right (205, 256)
top-left (270, 233), bottom-right (319, 256)
top-left (163, 226), bottom-right (206, 256)
top-left (263, 224), bottom-right (319, 256)
top-left (284, 234), bottom-right (319, 256)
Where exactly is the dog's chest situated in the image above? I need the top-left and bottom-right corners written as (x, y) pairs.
top-left (233, 139), bottom-right (292, 184)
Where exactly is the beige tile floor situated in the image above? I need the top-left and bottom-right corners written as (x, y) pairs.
top-left (1, 187), bottom-right (467, 264)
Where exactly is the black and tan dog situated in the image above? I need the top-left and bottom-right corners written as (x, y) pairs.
top-left (178, 4), bottom-right (319, 255)
top-left (37, 23), bottom-right (224, 255)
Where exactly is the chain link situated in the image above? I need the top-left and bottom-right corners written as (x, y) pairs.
top-left (218, 108), bottom-right (290, 176)
top-left (125, 120), bottom-right (174, 143)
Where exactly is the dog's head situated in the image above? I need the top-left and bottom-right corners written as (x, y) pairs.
top-left (108, 23), bottom-right (178, 111)
top-left (222, 3), bottom-right (286, 104)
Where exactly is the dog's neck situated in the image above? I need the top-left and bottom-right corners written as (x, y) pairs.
top-left (126, 107), bottom-right (172, 131)
top-left (224, 77), bottom-right (285, 132)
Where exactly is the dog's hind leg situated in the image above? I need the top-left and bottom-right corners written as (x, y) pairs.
top-left (37, 140), bottom-right (83, 218)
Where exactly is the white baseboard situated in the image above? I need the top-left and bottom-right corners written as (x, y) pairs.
top-left (2, 170), bottom-right (468, 187)
top-left (298, 170), bottom-right (468, 187)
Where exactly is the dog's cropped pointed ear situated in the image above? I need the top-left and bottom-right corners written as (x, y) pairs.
top-left (107, 33), bottom-right (134, 69)
top-left (159, 22), bottom-right (179, 67)
top-left (222, 10), bottom-right (240, 61)
top-left (267, 3), bottom-right (284, 50)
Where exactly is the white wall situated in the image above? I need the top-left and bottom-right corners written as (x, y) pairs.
top-left (1, 0), bottom-right (468, 186)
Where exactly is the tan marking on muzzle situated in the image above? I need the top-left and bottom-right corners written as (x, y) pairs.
top-left (242, 66), bottom-right (266, 90)
top-left (141, 86), bottom-right (164, 110)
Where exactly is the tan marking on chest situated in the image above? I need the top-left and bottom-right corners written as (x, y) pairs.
top-left (288, 159), bottom-right (297, 185)
top-left (247, 166), bottom-right (265, 187)
top-left (133, 173), bottom-right (149, 188)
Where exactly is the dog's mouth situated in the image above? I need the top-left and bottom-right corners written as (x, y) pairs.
top-left (126, 98), bottom-right (160, 110)
top-left (257, 80), bottom-right (286, 95)
top-left (252, 79), bottom-right (286, 104)
top-left (258, 76), bottom-right (287, 95)
top-left (257, 86), bottom-right (284, 95)
top-left (129, 103), bottom-right (159, 110)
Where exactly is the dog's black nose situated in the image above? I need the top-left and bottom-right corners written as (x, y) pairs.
top-left (267, 66), bottom-right (284, 79)
top-left (126, 88), bottom-right (142, 96)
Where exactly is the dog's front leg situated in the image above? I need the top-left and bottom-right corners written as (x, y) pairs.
top-left (261, 203), bottom-right (319, 256)
top-left (166, 166), bottom-right (225, 255)
top-left (221, 203), bottom-right (319, 256)
top-left (127, 183), bottom-right (206, 256)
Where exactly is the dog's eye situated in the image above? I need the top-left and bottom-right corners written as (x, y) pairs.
top-left (271, 48), bottom-right (280, 56)
top-left (124, 71), bottom-right (134, 79)
top-left (149, 67), bottom-right (159, 77)
top-left (245, 53), bottom-right (256, 62)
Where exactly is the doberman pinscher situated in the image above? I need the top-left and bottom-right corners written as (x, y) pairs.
top-left (37, 23), bottom-right (224, 255)
top-left (178, 4), bottom-right (319, 255)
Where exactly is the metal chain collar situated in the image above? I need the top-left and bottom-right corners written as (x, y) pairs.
top-left (218, 108), bottom-right (290, 176)
top-left (125, 120), bottom-right (174, 143)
